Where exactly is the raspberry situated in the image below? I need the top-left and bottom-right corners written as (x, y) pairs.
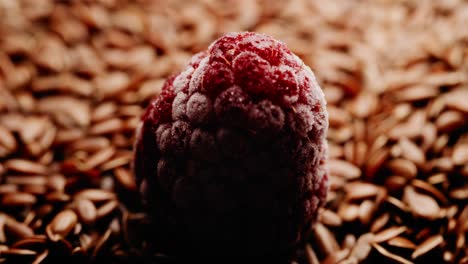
top-left (133, 32), bottom-right (329, 261)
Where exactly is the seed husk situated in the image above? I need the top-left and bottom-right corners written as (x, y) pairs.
top-left (74, 189), bottom-right (116, 202)
top-left (350, 233), bottom-right (374, 261)
top-left (311, 223), bottom-right (340, 257)
top-left (373, 226), bottom-right (407, 243)
top-left (388, 237), bottom-right (417, 249)
top-left (344, 182), bottom-right (380, 200)
top-left (10, 196), bottom-right (35, 211)
top-left (412, 235), bottom-right (444, 259)
top-left (5, 216), bottom-right (34, 239)
top-left (305, 243), bottom-right (320, 264)
top-left (328, 159), bottom-right (361, 180)
top-left (46, 210), bottom-right (78, 242)
top-left (96, 200), bottom-right (119, 219)
top-left (386, 159), bottom-right (417, 179)
top-left (4, 159), bottom-right (48, 175)
top-left (113, 167), bottom-right (137, 191)
top-left (403, 186), bottom-right (440, 220)
top-left (75, 199), bottom-right (97, 225)
top-left (319, 209), bottom-right (343, 227)
top-left (372, 243), bottom-right (414, 264)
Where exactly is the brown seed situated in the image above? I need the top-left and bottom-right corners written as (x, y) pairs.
top-left (94, 72), bottom-right (130, 99)
top-left (75, 199), bottom-right (97, 225)
top-left (386, 159), bottom-right (417, 179)
top-left (71, 137), bottom-right (110, 152)
top-left (372, 243), bottom-right (414, 264)
top-left (399, 138), bottom-right (425, 166)
top-left (1, 193), bottom-right (37, 207)
top-left (328, 143), bottom-right (344, 159)
top-left (343, 142), bottom-right (355, 165)
top-left (452, 143), bottom-right (468, 165)
top-left (435, 111), bottom-right (465, 132)
top-left (319, 209), bottom-right (342, 227)
top-left (338, 203), bottom-right (359, 222)
top-left (0, 184), bottom-right (18, 194)
top-left (386, 196), bottom-right (409, 212)
top-left (6, 175), bottom-right (47, 186)
top-left (5, 216), bottom-right (34, 239)
top-left (37, 96), bottom-right (91, 127)
top-left (79, 233), bottom-right (94, 251)
top-left (45, 192), bottom-right (71, 203)
top-left (394, 85), bottom-right (438, 102)
top-left (311, 223), bottom-right (340, 257)
top-left (385, 175), bottom-right (407, 192)
top-left (80, 147), bottom-right (115, 170)
top-left (328, 159), bottom-right (361, 180)
top-left (365, 148), bottom-right (390, 179)
top-left (421, 123), bottom-right (437, 151)
top-left (327, 106), bottom-right (351, 127)
top-left (100, 154), bottom-right (132, 171)
top-left (371, 213), bottom-right (390, 233)
top-left (32, 249), bottom-right (48, 264)
top-left (113, 167), bottom-right (137, 191)
top-left (54, 129), bottom-right (85, 144)
top-left (89, 118), bottom-right (124, 135)
top-left (47, 210), bottom-right (78, 241)
top-left (354, 141), bottom-right (368, 167)
top-left (358, 200), bottom-right (375, 225)
top-left (403, 186), bottom-right (440, 220)
top-left (47, 174), bottom-right (66, 193)
top-left (19, 117), bottom-right (48, 144)
top-left (349, 92), bottom-right (378, 118)
top-left (444, 87), bottom-right (468, 113)
top-left (432, 134), bottom-right (449, 154)
top-left (427, 173), bottom-right (447, 185)
top-left (350, 233), bottom-right (374, 261)
top-left (429, 157), bottom-right (454, 172)
top-left (388, 237), bottom-right (417, 249)
top-left (412, 235), bottom-right (443, 259)
top-left (411, 179), bottom-right (447, 203)
top-left (11, 236), bottom-right (47, 249)
top-left (322, 248), bottom-right (350, 264)
top-left (91, 102), bottom-right (118, 122)
top-left (5, 159), bottom-right (48, 175)
top-left (0, 125), bottom-right (17, 153)
top-left (92, 227), bottom-right (112, 256)
top-left (0, 248), bottom-right (37, 256)
top-left (305, 243), bottom-right (320, 264)
top-left (342, 234), bottom-right (356, 249)
top-left (344, 182), bottom-right (380, 200)
top-left (0, 215), bottom-right (6, 243)
top-left (373, 226), bottom-right (407, 243)
top-left (96, 200), bottom-right (119, 219)
top-left (450, 187), bottom-right (468, 200)
top-left (75, 189), bottom-right (116, 202)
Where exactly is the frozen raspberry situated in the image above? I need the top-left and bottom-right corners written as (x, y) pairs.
top-left (133, 32), bottom-right (329, 261)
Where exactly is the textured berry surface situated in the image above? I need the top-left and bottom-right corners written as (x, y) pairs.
top-left (133, 32), bottom-right (329, 260)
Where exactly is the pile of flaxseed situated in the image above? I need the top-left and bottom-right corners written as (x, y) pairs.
top-left (0, 0), bottom-right (467, 263)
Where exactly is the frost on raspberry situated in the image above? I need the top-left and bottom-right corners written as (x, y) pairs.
top-left (133, 32), bottom-right (329, 261)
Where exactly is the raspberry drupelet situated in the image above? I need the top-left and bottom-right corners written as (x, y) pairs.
top-left (133, 32), bottom-right (329, 261)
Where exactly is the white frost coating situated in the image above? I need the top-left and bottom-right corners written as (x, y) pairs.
top-left (173, 66), bottom-right (194, 93)
top-left (239, 33), bottom-right (277, 50)
top-left (156, 124), bottom-right (171, 153)
top-left (290, 53), bottom-right (305, 69)
top-left (172, 92), bottom-right (188, 120)
top-left (187, 92), bottom-right (212, 124)
top-left (290, 104), bottom-right (316, 136)
top-left (189, 57), bottom-right (209, 95)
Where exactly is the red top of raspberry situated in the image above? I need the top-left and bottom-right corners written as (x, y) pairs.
top-left (133, 32), bottom-right (328, 261)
